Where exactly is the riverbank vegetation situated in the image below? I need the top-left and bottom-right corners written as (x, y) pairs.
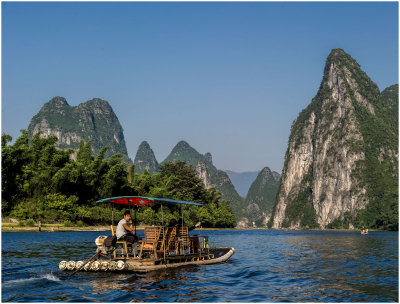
top-left (2, 131), bottom-right (235, 228)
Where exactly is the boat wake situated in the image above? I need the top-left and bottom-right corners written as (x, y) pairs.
top-left (3, 273), bottom-right (60, 287)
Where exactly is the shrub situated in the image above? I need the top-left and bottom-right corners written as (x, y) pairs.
top-left (9, 203), bottom-right (30, 220)
top-left (26, 219), bottom-right (36, 227)
top-left (327, 218), bottom-right (349, 229)
top-left (64, 220), bottom-right (73, 227)
top-left (43, 193), bottom-right (79, 220)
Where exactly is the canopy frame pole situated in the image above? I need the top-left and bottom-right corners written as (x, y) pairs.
top-left (128, 200), bottom-right (131, 215)
top-left (134, 207), bottom-right (137, 235)
top-left (181, 205), bottom-right (185, 252)
top-left (128, 200), bottom-right (133, 230)
top-left (112, 203), bottom-right (114, 227)
top-left (181, 205), bottom-right (184, 226)
top-left (161, 203), bottom-right (166, 262)
top-left (198, 206), bottom-right (201, 258)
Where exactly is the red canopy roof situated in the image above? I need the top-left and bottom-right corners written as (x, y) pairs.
top-left (105, 197), bottom-right (154, 207)
top-left (96, 196), bottom-right (203, 207)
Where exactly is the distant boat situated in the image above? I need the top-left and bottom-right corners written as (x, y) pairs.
top-left (361, 228), bottom-right (368, 235)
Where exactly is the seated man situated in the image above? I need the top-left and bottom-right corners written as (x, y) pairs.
top-left (116, 210), bottom-right (140, 245)
top-left (168, 218), bottom-right (201, 231)
top-left (167, 219), bottom-right (201, 253)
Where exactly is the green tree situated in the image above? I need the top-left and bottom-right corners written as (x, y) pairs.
top-left (2, 132), bottom-right (30, 213)
top-left (26, 133), bottom-right (72, 199)
top-left (2, 132), bottom-right (235, 227)
top-left (158, 161), bottom-right (207, 203)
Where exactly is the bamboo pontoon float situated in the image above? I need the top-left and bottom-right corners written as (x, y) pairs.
top-left (59, 196), bottom-right (235, 273)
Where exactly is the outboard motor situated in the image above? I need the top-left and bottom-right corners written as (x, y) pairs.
top-left (95, 235), bottom-right (116, 256)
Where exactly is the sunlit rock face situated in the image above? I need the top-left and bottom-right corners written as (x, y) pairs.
top-left (271, 49), bottom-right (398, 229)
top-left (28, 97), bottom-right (130, 162)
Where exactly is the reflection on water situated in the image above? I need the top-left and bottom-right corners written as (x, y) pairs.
top-left (2, 230), bottom-right (398, 302)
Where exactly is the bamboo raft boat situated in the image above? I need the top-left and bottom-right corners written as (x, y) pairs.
top-left (59, 196), bottom-right (235, 273)
top-left (59, 247), bottom-right (235, 273)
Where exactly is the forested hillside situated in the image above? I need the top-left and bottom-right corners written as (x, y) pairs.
top-left (244, 167), bottom-right (280, 227)
top-left (161, 141), bottom-right (246, 221)
top-left (134, 141), bottom-right (159, 174)
top-left (2, 131), bottom-right (235, 228)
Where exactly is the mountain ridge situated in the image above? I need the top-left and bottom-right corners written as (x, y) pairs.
top-left (134, 141), bottom-right (159, 173)
top-left (161, 140), bottom-right (247, 220)
top-left (28, 96), bottom-right (131, 162)
top-left (243, 167), bottom-right (280, 227)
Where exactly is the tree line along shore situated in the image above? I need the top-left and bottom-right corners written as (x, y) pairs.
top-left (2, 132), bottom-right (235, 229)
top-left (2, 220), bottom-right (381, 233)
top-left (1, 221), bottom-right (242, 232)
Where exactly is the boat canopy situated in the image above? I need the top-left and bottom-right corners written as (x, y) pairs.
top-left (96, 196), bottom-right (203, 207)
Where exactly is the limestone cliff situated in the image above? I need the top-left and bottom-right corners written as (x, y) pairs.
top-left (28, 96), bottom-right (130, 162)
top-left (271, 49), bottom-right (398, 229)
top-left (134, 141), bottom-right (159, 173)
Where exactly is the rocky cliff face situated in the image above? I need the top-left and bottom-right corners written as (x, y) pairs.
top-left (134, 141), bottom-right (159, 173)
top-left (162, 141), bottom-right (246, 219)
top-left (28, 97), bottom-right (130, 162)
top-left (271, 49), bottom-right (398, 229)
top-left (243, 167), bottom-right (280, 227)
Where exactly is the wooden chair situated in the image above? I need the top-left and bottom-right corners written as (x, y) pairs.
top-left (165, 227), bottom-right (177, 255)
top-left (155, 227), bottom-right (174, 258)
top-left (177, 227), bottom-right (191, 254)
top-left (138, 226), bottom-right (163, 259)
top-left (110, 225), bottom-right (135, 258)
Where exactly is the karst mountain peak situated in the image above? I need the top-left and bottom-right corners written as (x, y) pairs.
top-left (270, 48), bottom-right (398, 230)
top-left (28, 96), bottom-right (130, 162)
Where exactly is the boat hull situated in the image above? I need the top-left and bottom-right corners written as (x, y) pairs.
top-left (123, 247), bottom-right (234, 272)
top-left (60, 247), bottom-right (235, 273)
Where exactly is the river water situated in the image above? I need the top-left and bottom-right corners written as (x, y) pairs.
top-left (2, 229), bottom-right (398, 302)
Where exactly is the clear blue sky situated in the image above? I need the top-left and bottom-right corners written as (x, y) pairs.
top-left (2, 2), bottom-right (398, 172)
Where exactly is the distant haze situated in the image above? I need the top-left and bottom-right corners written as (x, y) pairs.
top-left (225, 170), bottom-right (260, 198)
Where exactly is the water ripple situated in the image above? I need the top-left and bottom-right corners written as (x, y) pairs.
top-left (2, 230), bottom-right (398, 302)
